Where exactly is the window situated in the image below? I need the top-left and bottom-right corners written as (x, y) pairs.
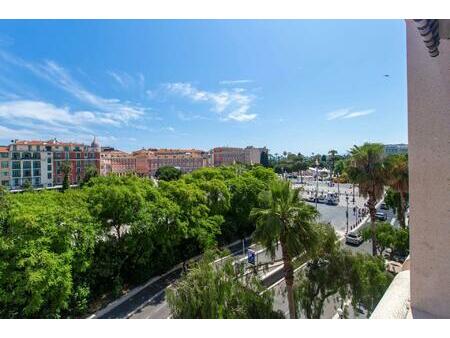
top-left (1, 161), bottom-right (8, 168)
top-left (36, 145), bottom-right (40, 152)
top-left (45, 146), bottom-right (51, 151)
top-left (0, 152), bottom-right (8, 158)
top-left (12, 152), bottom-right (20, 160)
top-left (12, 161), bottom-right (20, 169)
top-left (12, 145), bottom-right (16, 151)
top-left (47, 164), bottom-right (52, 171)
top-left (28, 145), bottom-right (32, 151)
top-left (23, 170), bottom-right (32, 177)
top-left (12, 170), bottom-right (21, 178)
top-left (2, 171), bottom-right (8, 177)
top-left (33, 161), bottom-right (41, 169)
top-left (13, 178), bottom-right (19, 186)
top-left (48, 173), bottom-right (52, 179)
top-left (64, 146), bottom-right (69, 152)
top-left (33, 169), bottom-right (40, 177)
top-left (22, 152), bottom-right (31, 159)
top-left (23, 161), bottom-right (31, 169)
top-left (47, 158), bottom-right (52, 163)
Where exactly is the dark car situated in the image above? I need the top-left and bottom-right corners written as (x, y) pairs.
top-left (380, 203), bottom-right (389, 210)
top-left (375, 211), bottom-right (387, 221)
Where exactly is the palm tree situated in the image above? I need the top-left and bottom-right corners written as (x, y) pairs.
top-left (385, 154), bottom-right (409, 228)
top-left (328, 149), bottom-right (338, 179)
top-left (250, 179), bottom-right (318, 318)
top-left (347, 143), bottom-right (386, 256)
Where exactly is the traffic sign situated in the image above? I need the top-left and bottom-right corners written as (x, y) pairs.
top-left (247, 249), bottom-right (256, 265)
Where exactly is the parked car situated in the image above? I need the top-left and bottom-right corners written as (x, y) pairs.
top-left (345, 232), bottom-right (363, 245)
top-left (380, 203), bottom-right (389, 210)
top-left (375, 211), bottom-right (387, 221)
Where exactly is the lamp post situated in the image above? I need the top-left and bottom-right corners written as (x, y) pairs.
top-left (345, 193), bottom-right (349, 234)
top-left (337, 172), bottom-right (340, 196)
top-left (355, 205), bottom-right (358, 228)
top-left (315, 157), bottom-right (319, 210)
top-left (352, 184), bottom-right (356, 204)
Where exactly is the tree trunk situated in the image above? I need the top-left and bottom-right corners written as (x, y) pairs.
top-left (367, 196), bottom-right (377, 256)
top-left (399, 192), bottom-right (407, 228)
top-left (280, 237), bottom-right (296, 319)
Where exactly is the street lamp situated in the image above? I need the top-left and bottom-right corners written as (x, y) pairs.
top-left (355, 205), bottom-right (358, 229)
top-left (345, 193), bottom-right (349, 234)
top-left (352, 184), bottom-right (356, 204)
top-left (315, 157), bottom-right (319, 210)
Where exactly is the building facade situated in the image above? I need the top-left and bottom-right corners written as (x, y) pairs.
top-left (384, 143), bottom-right (408, 156)
top-left (101, 148), bottom-right (136, 176)
top-left (4, 138), bottom-right (100, 190)
top-left (0, 146), bottom-right (9, 188)
top-left (132, 148), bottom-right (210, 176)
top-left (212, 146), bottom-right (266, 166)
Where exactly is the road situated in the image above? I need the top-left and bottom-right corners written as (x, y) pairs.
top-left (268, 202), bottom-right (397, 319)
top-left (95, 239), bottom-right (250, 319)
top-left (96, 182), bottom-right (396, 319)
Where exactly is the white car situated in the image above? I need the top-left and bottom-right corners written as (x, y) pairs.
top-left (345, 232), bottom-right (363, 245)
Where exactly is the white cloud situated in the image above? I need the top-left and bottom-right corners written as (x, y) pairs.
top-left (326, 108), bottom-right (375, 120)
top-left (219, 80), bottom-right (253, 85)
top-left (0, 51), bottom-right (145, 125)
top-left (165, 82), bottom-right (257, 122)
top-left (0, 100), bottom-right (120, 127)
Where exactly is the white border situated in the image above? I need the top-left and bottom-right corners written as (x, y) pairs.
top-left (1, 0), bottom-right (450, 19)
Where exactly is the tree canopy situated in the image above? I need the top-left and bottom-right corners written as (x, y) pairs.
top-left (167, 253), bottom-right (284, 319)
top-left (155, 166), bottom-right (182, 181)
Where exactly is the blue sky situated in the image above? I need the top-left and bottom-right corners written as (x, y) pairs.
top-left (0, 20), bottom-right (407, 155)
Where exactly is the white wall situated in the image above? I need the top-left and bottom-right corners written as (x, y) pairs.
top-left (407, 20), bottom-right (450, 318)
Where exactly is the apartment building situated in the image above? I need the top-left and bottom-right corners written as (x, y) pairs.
top-left (0, 146), bottom-right (9, 188)
top-left (6, 137), bottom-right (100, 190)
top-left (212, 146), bottom-right (267, 166)
top-left (132, 148), bottom-right (210, 176)
top-left (101, 148), bottom-right (136, 176)
top-left (384, 143), bottom-right (408, 156)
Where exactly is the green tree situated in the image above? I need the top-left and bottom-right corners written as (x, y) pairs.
top-left (295, 224), bottom-right (393, 318)
top-left (362, 222), bottom-right (409, 259)
top-left (0, 190), bottom-right (99, 318)
top-left (260, 150), bottom-right (270, 168)
top-left (251, 179), bottom-right (318, 318)
top-left (81, 164), bottom-right (98, 187)
top-left (295, 223), bottom-right (353, 318)
top-left (328, 149), bottom-right (338, 177)
top-left (61, 161), bottom-right (71, 191)
top-left (155, 166), bottom-right (182, 181)
top-left (347, 143), bottom-right (386, 256)
top-left (166, 253), bottom-right (284, 318)
top-left (362, 222), bottom-right (395, 257)
top-left (350, 253), bottom-right (393, 317)
top-left (384, 154), bottom-right (409, 228)
top-left (22, 179), bottom-right (33, 192)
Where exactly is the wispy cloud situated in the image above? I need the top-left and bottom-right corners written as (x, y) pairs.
top-left (107, 70), bottom-right (145, 90)
top-left (165, 82), bottom-right (257, 122)
top-left (0, 50), bottom-right (146, 125)
top-left (0, 100), bottom-right (120, 127)
top-left (219, 79), bottom-right (253, 85)
top-left (177, 111), bottom-right (209, 121)
top-left (326, 108), bottom-right (375, 121)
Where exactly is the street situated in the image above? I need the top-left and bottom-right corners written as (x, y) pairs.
top-left (95, 180), bottom-right (397, 319)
